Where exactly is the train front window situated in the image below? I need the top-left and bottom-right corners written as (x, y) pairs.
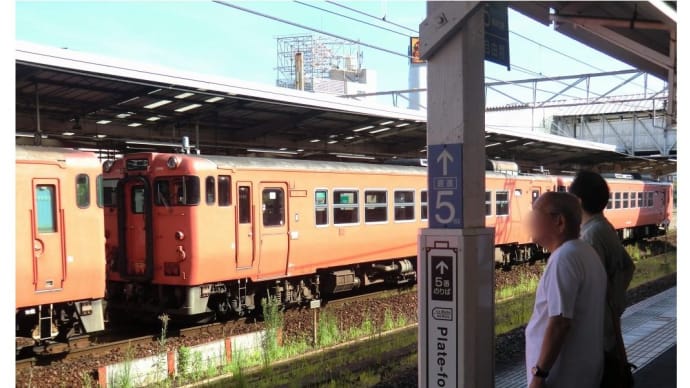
top-left (76, 174), bottom-right (90, 209)
top-left (132, 185), bottom-right (145, 214)
top-left (394, 191), bottom-right (414, 221)
top-left (496, 191), bottom-right (509, 216)
top-left (154, 176), bottom-right (200, 206)
top-left (35, 185), bottom-right (57, 233)
top-left (206, 177), bottom-right (216, 205)
top-left (262, 188), bottom-right (285, 227)
top-left (334, 190), bottom-right (359, 225)
top-left (102, 179), bottom-right (118, 207)
top-left (315, 190), bottom-right (328, 226)
top-left (420, 190), bottom-right (428, 221)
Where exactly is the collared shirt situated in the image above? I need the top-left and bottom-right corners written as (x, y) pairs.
top-left (581, 213), bottom-right (635, 351)
top-left (525, 239), bottom-right (607, 387)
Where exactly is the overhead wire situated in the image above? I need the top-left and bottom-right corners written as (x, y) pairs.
top-left (213, 0), bottom-right (414, 59)
top-left (325, 0), bottom-right (418, 34)
top-left (293, 1), bottom-right (413, 38)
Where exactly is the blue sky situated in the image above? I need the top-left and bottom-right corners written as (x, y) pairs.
top-left (15, 1), bottom-right (666, 107)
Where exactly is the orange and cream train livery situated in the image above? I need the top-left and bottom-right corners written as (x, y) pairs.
top-left (16, 146), bottom-right (106, 352)
top-left (102, 153), bottom-right (672, 319)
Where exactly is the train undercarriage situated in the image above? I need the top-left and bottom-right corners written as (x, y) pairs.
top-left (106, 258), bottom-right (417, 322)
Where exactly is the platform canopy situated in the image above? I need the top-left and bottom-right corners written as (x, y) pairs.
top-left (15, 41), bottom-right (674, 175)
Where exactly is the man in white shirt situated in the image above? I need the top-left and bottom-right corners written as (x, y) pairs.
top-left (525, 192), bottom-right (608, 388)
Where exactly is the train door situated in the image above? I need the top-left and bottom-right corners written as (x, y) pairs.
top-left (32, 179), bottom-right (65, 291)
top-left (117, 177), bottom-right (153, 278)
top-left (257, 183), bottom-right (289, 279)
top-left (531, 187), bottom-right (541, 207)
top-left (236, 183), bottom-right (254, 269)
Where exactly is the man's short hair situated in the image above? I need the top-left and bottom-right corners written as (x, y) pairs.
top-left (569, 171), bottom-right (610, 214)
top-left (539, 191), bottom-right (583, 240)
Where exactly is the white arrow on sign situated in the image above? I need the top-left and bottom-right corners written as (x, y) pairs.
top-left (435, 260), bottom-right (449, 275)
top-left (436, 148), bottom-right (454, 176)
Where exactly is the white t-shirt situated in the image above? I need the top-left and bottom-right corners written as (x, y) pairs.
top-left (525, 239), bottom-right (607, 387)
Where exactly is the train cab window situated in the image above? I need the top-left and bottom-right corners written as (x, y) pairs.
top-left (102, 179), bottom-right (118, 207)
top-left (531, 190), bottom-right (540, 205)
top-left (262, 188), bottom-right (285, 227)
top-left (238, 186), bottom-right (251, 224)
top-left (394, 190), bottom-right (415, 221)
top-left (496, 191), bottom-right (509, 216)
top-left (334, 190), bottom-right (359, 225)
top-left (614, 192), bottom-right (621, 209)
top-left (96, 175), bottom-right (104, 208)
top-left (557, 186), bottom-right (566, 192)
top-left (420, 190), bottom-right (428, 221)
top-left (35, 185), bottom-right (57, 233)
top-left (365, 190), bottom-right (388, 223)
top-left (132, 185), bottom-right (145, 214)
top-left (76, 174), bottom-right (90, 209)
top-left (646, 192), bottom-right (654, 207)
top-left (485, 191), bottom-right (492, 216)
top-left (637, 192), bottom-right (644, 208)
top-left (607, 193), bottom-right (613, 210)
top-left (218, 176), bottom-right (231, 207)
top-left (154, 176), bottom-right (200, 206)
top-left (630, 192), bottom-right (636, 208)
top-left (315, 190), bottom-right (328, 226)
top-left (205, 177), bottom-right (216, 205)
top-left (622, 192), bottom-right (629, 209)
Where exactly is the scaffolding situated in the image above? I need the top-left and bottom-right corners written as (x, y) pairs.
top-left (276, 34), bottom-right (363, 92)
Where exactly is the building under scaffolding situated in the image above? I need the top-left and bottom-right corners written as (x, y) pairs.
top-left (276, 34), bottom-right (376, 97)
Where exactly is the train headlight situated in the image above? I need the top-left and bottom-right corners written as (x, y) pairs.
top-left (103, 160), bottom-right (114, 173)
top-left (175, 231), bottom-right (185, 241)
top-left (167, 156), bottom-right (179, 169)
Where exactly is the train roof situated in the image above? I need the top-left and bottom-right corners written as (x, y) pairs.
top-left (198, 154), bottom-right (428, 175)
top-left (15, 145), bottom-right (99, 163)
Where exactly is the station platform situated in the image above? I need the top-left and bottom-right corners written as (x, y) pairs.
top-left (495, 287), bottom-right (677, 387)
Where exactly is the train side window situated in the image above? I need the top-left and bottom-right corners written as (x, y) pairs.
top-left (622, 192), bottom-right (629, 209)
top-left (365, 190), bottom-right (388, 223)
top-left (496, 191), bottom-right (509, 216)
top-left (262, 188), bottom-right (285, 227)
top-left (206, 177), bottom-right (216, 205)
top-left (238, 186), bottom-right (251, 224)
top-left (132, 185), bottom-right (145, 214)
top-left (218, 176), bottom-right (231, 207)
top-left (334, 190), bottom-right (359, 225)
top-left (485, 191), bottom-right (492, 216)
top-left (35, 185), bottom-right (57, 233)
top-left (637, 192), bottom-right (644, 208)
top-left (646, 192), bottom-right (654, 207)
top-left (614, 192), bottom-right (621, 209)
top-left (630, 192), bottom-right (636, 208)
top-left (315, 189), bottom-right (328, 226)
top-left (607, 193), bottom-right (613, 210)
top-left (76, 174), bottom-right (90, 209)
top-left (394, 190), bottom-right (415, 221)
top-left (420, 190), bottom-right (428, 221)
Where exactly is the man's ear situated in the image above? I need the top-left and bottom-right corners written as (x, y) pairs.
top-left (556, 214), bottom-right (567, 235)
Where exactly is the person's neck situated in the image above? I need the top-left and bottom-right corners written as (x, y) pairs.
top-left (543, 236), bottom-right (570, 253)
top-left (581, 211), bottom-right (599, 225)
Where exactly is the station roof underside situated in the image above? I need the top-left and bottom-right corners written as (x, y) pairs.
top-left (15, 41), bottom-right (675, 176)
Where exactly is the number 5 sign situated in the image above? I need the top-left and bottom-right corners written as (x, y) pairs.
top-left (428, 143), bottom-right (463, 229)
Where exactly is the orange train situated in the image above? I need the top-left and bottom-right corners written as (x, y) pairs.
top-left (101, 153), bottom-right (673, 318)
top-left (16, 146), bottom-right (106, 352)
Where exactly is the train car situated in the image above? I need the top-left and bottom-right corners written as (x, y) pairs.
top-left (102, 152), bottom-right (673, 318)
top-left (16, 146), bottom-right (106, 353)
top-left (555, 174), bottom-right (673, 240)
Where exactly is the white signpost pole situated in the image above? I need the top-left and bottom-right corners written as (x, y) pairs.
top-left (418, 3), bottom-right (495, 387)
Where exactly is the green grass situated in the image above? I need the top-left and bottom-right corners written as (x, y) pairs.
top-left (495, 273), bottom-right (540, 302)
top-left (628, 251), bottom-right (676, 289)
